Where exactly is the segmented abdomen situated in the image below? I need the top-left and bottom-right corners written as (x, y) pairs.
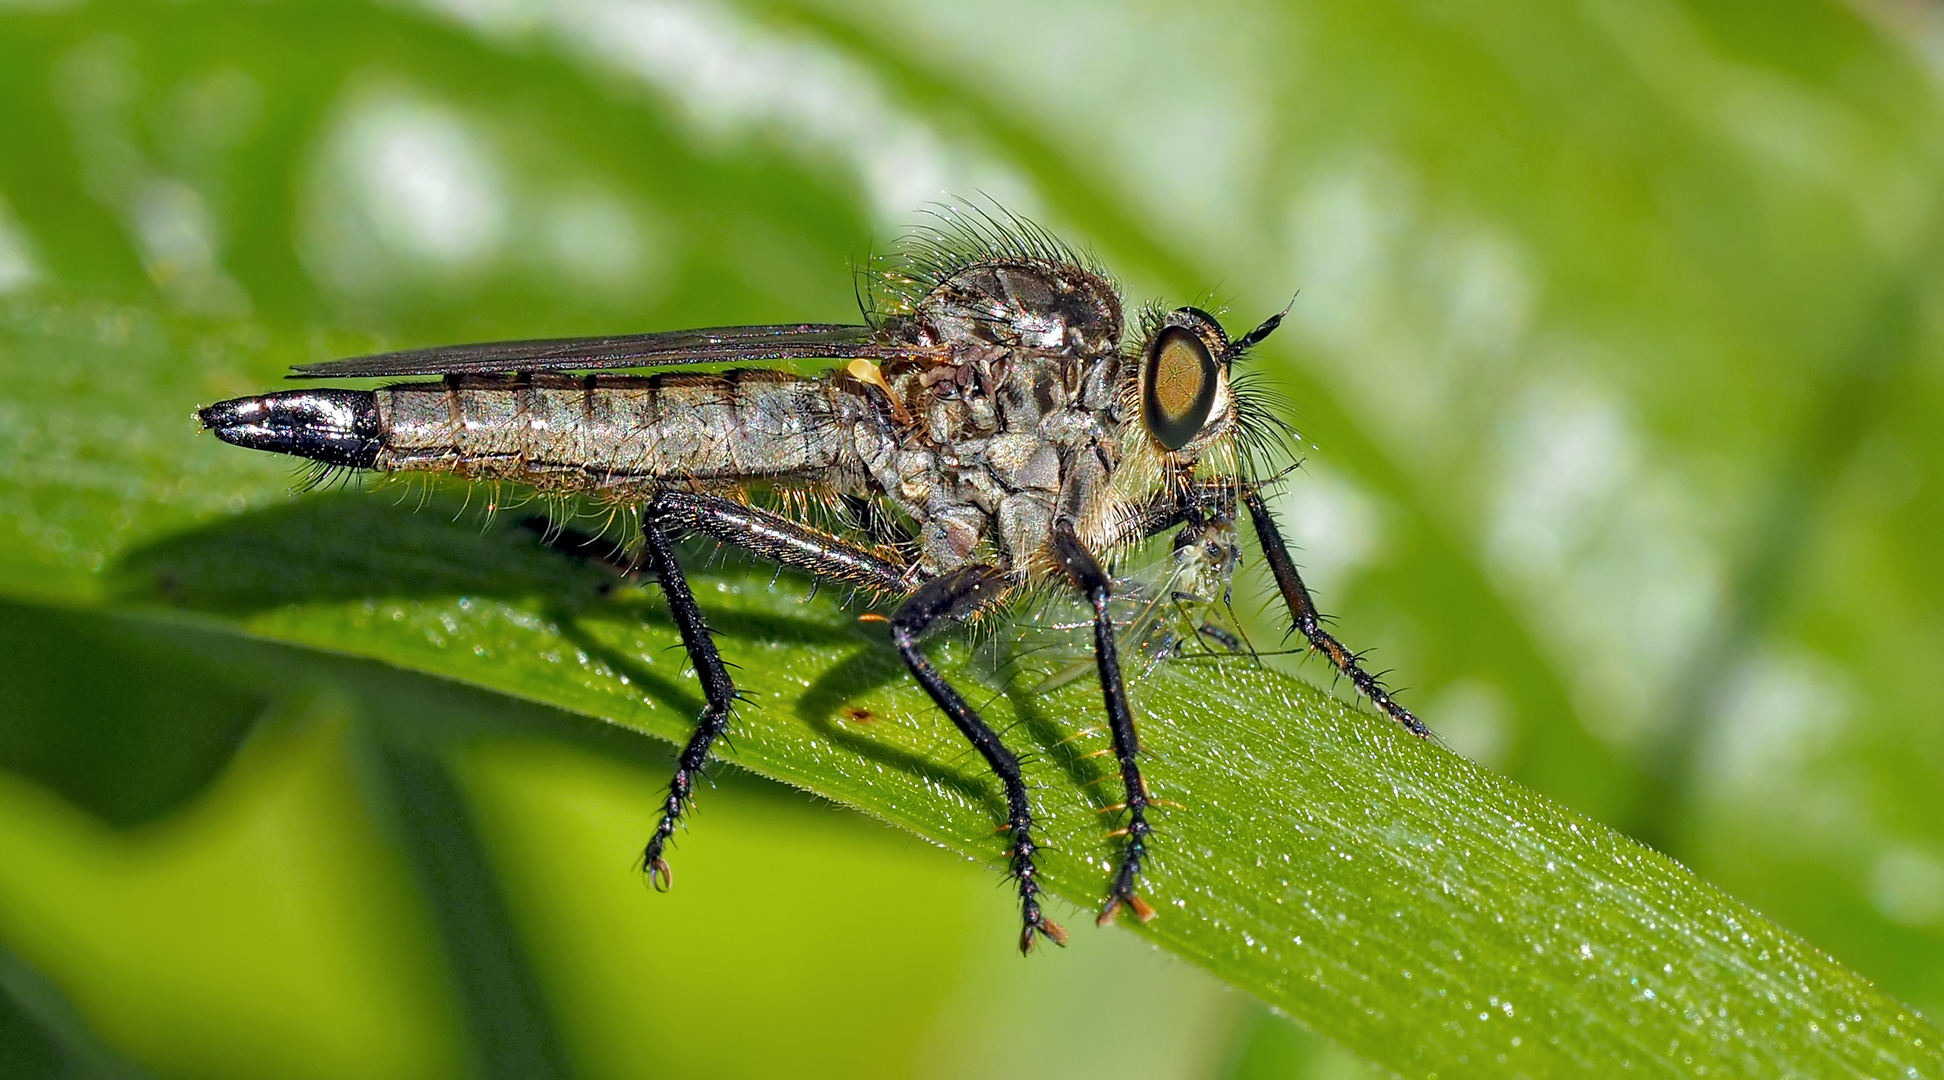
top-left (377, 370), bottom-right (850, 492)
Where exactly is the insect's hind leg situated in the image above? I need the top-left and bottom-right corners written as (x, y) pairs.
top-left (523, 493), bottom-right (913, 890)
top-left (890, 567), bottom-right (1067, 954)
top-left (1242, 490), bottom-right (1431, 737)
top-left (515, 512), bottom-right (735, 883)
top-left (1051, 525), bottom-right (1155, 927)
top-left (633, 498), bottom-right (740, 889)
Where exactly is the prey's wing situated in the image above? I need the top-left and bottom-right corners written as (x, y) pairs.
top-left (289, 323), bottom-right (941, 378)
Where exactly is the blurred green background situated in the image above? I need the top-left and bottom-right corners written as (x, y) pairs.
top-left (1, 0), bottom-right (1941, 1077)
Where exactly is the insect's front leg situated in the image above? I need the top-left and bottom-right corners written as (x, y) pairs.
top-left (889, 566), bottom-right (1068, 954)
top-left (1242, 489), bottom-right (1431, 737)
top-left (1050, 524), bottom-right (1156, 927)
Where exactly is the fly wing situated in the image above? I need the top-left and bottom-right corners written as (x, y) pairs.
top-left (288, 323), bottom-right (941, 378)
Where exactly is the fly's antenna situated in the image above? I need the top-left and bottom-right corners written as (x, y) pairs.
top-left (1219, 292), bottom-right (1304, 479)
top-left (1228, 292), bottom-right (1298, 360)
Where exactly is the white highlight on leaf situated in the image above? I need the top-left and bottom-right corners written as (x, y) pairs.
top-left (133, 180), bottom-right (215, 283)
top-left (1588, 0), bottom-right (1931, 255)
top-left (0, 194), bottom-right (41, 294)
top-left (810, 0), bottom-right (1275, 244)
top-left (342, 94), bottom-right (507, 266)
top-left (1845, 0), bottom-right (1944, 96)
top-left (1286, 154), bottom-right (1537, 458)
top-left (1274, 465), bottom-right (1384, 600)
top-left (1285, 155), bottom-right (1414, 354)
top-left (1488, 382), bottom-right (1637, 579)
top-left (411, 0), bottom-right (1032, 226)
top-left (1487, 377), bottom-right (1720, 747)
top-left (300, 77), bottom-right (667, 300)
top-left (543, 189), bottom-right (654, 288)
top-left (1704, 647), bottom-right (1852, 797)
top-left (1871, 846), bottom-right (1944, 928)
top-left (127, 177), bottom-right (249, 315)
top-left (49, 37), bottom-right (255, 315)
top-left (299, 85), bottom-right (511, 296)
top-left (1285, 154), bottom-right (1724, 747)
top-left (1432, 227), bottom-right (1534, 355)
top-left (1428, 679), bottom-right (1513, 768)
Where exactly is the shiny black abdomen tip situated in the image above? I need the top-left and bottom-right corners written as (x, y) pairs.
top-left (197, 389), bottom-right (382, 468)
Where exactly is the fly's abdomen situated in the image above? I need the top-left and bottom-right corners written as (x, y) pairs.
top-left (376, 370), bottom-right (850, 490)
top-left (199, 389), bottom-right (384, 467)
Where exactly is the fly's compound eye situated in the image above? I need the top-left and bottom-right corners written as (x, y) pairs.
top-left (1142, 325), bottom-right (1219, 451)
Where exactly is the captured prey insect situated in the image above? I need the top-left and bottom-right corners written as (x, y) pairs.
top-left (196, 212), bottom-right (1431, 952)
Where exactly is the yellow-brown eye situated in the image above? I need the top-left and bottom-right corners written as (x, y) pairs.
top-left (1142, 325), bottom-right (1218, 451)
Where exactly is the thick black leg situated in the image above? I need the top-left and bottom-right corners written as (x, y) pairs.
top-left (526, 494), bottom-right (921, 890)
top-left (637, 498), bottom-right (738, 890)
top-left (1051, 525), bottom-right (1155, 926)
top-left (1243, 490), bottom-right (1431, 737)
top-left (890, 566), bottom-right (1067, 954)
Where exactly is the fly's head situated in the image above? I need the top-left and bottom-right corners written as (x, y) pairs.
top-left (1136, 306), bottom-right (1241, 461)
top-left (1067, 299), bottom-right (1294, 624)
top-left (1108, 302), bottom-right (1292, 519)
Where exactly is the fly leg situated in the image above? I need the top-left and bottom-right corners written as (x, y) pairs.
top-left (632, 492), bottom-right (909, 887)
top-left (1242, 489), bottom-right (1431, 737)
top-left (1050, 525), bottom-right (1155, 926)
top-left (637, 495), bottom-right (738, 890)
top-left (889, 566), bottom-right (1067, 954)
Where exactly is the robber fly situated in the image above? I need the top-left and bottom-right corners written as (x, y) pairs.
top-left (197, 210), bottom-right (1429, 952)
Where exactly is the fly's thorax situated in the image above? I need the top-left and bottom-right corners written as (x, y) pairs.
top-left (864, 252), bottom-right (1155, 577)
top-left (894, 259), bottom-right (1124, 358)
top-left (372, 370), bottom-right (864, 492)
top-left (858, 344), bottom-right (1126, 578)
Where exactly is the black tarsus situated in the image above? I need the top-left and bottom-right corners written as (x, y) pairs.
top-left (1242, 489), bottom-right (1431, 737)
top-left (1049, 523), bottom-right (1156, 926)
top-left (889, 566), bottom-right (1067, 954)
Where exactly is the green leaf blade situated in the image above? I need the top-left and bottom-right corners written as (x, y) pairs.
top-left (97, 485), bottom-right (1942, 1077)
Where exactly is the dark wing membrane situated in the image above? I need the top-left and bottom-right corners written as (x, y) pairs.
top-left (288, 323), bottom-right (933, 378)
